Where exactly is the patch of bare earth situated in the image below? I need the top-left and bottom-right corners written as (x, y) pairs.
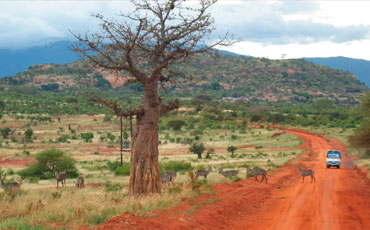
top-left (98, 128), bottom-right (370, 230)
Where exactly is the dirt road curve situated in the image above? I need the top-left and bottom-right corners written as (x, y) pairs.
top-left (98, 129), bottom-right (370, 230)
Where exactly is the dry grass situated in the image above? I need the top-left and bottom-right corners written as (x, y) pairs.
top-left (0, 184), bottom-right (197, 229)
top-left (0, 114), bottom-right (306, 228)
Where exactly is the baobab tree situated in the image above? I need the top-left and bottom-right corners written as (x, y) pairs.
top-left (71, 0), bottom-right (231, 195)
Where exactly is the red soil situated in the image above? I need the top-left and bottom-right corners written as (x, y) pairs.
top-left (271, 131), bottom-right (285, 138)
top-left (0, 155), bottom-right (34, 167)
top-left (98, 128), bottom-right (370, 230)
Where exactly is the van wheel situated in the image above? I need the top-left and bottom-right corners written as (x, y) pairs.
top-left (327, 165), bottom-right (330, 168)
top-left (337, 165), bottom-right (340, 169)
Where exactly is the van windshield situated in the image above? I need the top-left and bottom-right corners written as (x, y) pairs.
top-left (327, 154), bottom-right (340, 159)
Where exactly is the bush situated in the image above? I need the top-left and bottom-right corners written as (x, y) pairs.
top-left (26, 176), bottom-right (40, 184)
top-left (205, 148), bottom-right (215, 159)
top-left (107, 160), bottom-right (121, 171)
top-left (57, 134), bottom-right (70, 143)
top-left (81, 132), bottom-right (94, 142)
top-left (167, 119), bottom-right (186, 131)
top-left (114, 163), bottom-right (130, 176)
top-left (232, 176), bottom-right (241, 182)
top-left (192, 179), bottom-right (208, 190)
top-left (168, 186), bottom-right (182, 194)
top-left (105, 182), bottom-right (123, 192)
top-left (189, 142), bottom-right (205, 159)
top-left (103, 114), bottom-right (112, 122)
top-left (1, 127), bottom-right (11, 139)
top-left (0, 218), bottom-right (44, 230)
top-left (159, 161), bottom-right (192, 173)
top-left (41, 83), bottom-right (59, 91)
top-left (89, 208), bottom-right (117, 225)
top-left (18, 149), bottom-right (79, 179)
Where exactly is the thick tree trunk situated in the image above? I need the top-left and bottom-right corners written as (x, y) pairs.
top-left (129, 82), bottom-right (161, 195)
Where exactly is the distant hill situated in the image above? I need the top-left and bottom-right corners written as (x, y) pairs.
top-left (0, 51), bottom-right (367, 105)
top-left (304, 57), bottom-right (370, 87)
top-left (0, 41), bottom-right (79, 78)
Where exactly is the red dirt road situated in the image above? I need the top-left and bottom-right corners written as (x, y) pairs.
top-left (98, 129), bottom-right (370, 230)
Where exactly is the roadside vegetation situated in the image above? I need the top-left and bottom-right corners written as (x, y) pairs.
top-left (0, 91), bottom-right (366, 228)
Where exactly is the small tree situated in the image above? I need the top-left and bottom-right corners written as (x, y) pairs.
top-left (189, 142), bottom-right (205, 159)
top-left (19, 149), bottom-right (78, 179)
top-left (0, 100), bottom-right (5, 119)
top-left (123, 130), bottom-right (129, 140)
top-left (0, 100), bottom-right (5, 111)
top-left (227, 145), bottom-right (237, 157)
top-left (81, 132), bottom-right (94, 142)
top-left (167, 119), bottom-right (186, 131)
top-left (205, 148), bottom-right (215, 159)
top-left (1, 127), bottom-right (11, 139)
top-left (25, 128), bottom-right (33, 142)
top-left (0, 167), bottom-right (4, 179)
top-left (248, 105), bottom-right (270, 123)
top-left (349, 93), bottom-right (370, 156)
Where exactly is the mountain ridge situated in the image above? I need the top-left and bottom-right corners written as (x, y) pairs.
top-left (0, 50), bottom-right (367, 105)
top-left (0, 41), bottom-right (79, 78)
top-left (1, 40), bottom-right (369, 89)
top-left (304, 56), bottom-right (370, 87)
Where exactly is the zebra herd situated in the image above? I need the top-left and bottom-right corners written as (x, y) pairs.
top-left (1, 165), bottom-right (315, 193)
top-left (160, 166), bottom-right (268, 184)
top-left (161, 164), bottom-right (315, 185)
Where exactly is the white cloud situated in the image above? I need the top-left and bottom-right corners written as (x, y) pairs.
top-left (210, 1), bottom-right (370, 45)
top-left (220, 40), bottom-right (370, 61)
top-left (0, 14), bottom-right (65, 48)
top-left (1, 0), bottom-right (370, 60)
top-left (0, 1), bottom-right (133, 49)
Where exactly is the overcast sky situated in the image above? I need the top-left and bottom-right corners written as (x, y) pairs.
top-left (1, 0), bottom-right (370, 60)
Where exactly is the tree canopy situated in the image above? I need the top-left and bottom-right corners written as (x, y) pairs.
top-left (349, 93), bottom-right (370, 154)
top-left (19, 149), bottom-right (79, 179)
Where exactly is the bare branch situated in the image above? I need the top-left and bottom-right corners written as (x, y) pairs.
top-left (160, 100), bottom-right (179, 115)
top-left (86, 92), bottom-right (144, 117)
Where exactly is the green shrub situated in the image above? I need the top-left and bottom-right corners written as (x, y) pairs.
top-left (89, 213), bottom-right (105, 225)
top-left (26, 176), bottom-right (40, 183)
top-left (103, 114), bottom-right (112, 122)
top-left (81, 132), bottom-right (94, 142)
top-left (18, 149), bottom-right (78, 179)
top-left (89, 208), bottom-right (117, 225)
top-left (192, 179), bottom-right (207, 190)
top-left (159, 161), bottom-right (192, 173)
top-left (107, 160), bottom-right (121, 171)
top-left (105, 182), bottom-right (123, 192)
top-left (189, 142), bottom-right (205, 159)
top-left (0, 218), bottom-right (44, 230)
top-left (24, 128), bottom-right (33, 142)
top-left (167, 119), bottom-right (186, 131)
top-left (168, 186), bottom-right (182, 194)
top-left (57, 134), bottom-right (70, 143)
top-left (195, 164), bottom-right (206, 170)
top-left (114, 163), bottom-right (130, 176)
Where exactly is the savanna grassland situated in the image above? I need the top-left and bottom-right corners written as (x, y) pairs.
top-left (0, 109), bottom-right (305, 229)
top-left (0, 94), bottom-right (368, 229)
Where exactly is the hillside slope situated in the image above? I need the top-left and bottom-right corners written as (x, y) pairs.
top-left (0, 52), bottom-right (368, 104)
top-left (304, 56), bottom-right (370, 87)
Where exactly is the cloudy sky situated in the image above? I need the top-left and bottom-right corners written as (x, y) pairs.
top-left (1, 0), bottom-right (370, 60)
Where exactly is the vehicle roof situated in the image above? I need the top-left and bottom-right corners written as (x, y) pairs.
top-left (327, 150), bottom-right (341, 154)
